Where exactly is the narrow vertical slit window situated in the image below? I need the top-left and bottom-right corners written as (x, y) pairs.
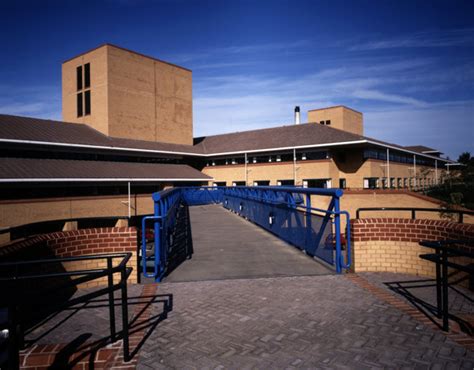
top-left (77, 92), bottom-right (83, 117)
top-left (84, 90), bottom-right (91, 115)
top-left (84, 63), bottom-right (90, 88)
top-left (76, 66), bottom-right (83, 91)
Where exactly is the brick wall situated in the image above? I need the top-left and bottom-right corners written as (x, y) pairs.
top-left (0, 227), bottom-right (138, 288)
top-left (351, 218), bottom-right (474, 278)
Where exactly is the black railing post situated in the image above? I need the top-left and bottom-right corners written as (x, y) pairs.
top-left (441, 247), bottom-right (449, 332)
top-left (7, 304), bottom-right (19, 370)
top-left (120, 268), bottom-right (130, 362)
top-left (435, 248), bottom-right (442, 319)
top-left (107, 257), bottom-right (116, 342)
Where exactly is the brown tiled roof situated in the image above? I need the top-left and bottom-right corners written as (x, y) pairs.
top-left (0, 114), bottom-right (449, 161)
top-left (404, 145), bottom-right (441, 153)
top-left (0, 114), bottom-right (112, 146)
top-left (0, 114), bottom-right (202, 154)
top-left (194, 122), bottom-right (366, 154)
top-left (0, 157), bottom-right (211, 181)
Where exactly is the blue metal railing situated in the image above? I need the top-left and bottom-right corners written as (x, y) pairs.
top-left (141, 186), bottom-right (351, 281)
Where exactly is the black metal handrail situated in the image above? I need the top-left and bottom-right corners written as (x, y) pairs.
top-left (0, 252), bottom-right (133, 369)
top-left (356, 207), bottom-right (474, 223)
top-left (419, 240), bottom-right (474, 332)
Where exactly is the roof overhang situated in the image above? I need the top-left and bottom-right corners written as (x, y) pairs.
top-left (0, 178), bottom-right (212, 183)
top-left (0, 137), bottom-right (453, 163)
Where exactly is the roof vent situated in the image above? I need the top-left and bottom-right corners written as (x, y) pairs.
top-left (294, 106), bottom-right (300, 125)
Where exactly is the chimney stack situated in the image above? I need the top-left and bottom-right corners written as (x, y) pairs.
top-left (294, 106), bottom-right (301, 125)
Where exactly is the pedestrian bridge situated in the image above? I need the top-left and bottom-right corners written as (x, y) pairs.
top-left (141, 186), bottom-right (351, 282)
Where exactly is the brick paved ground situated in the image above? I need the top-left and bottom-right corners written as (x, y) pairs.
top-left (137, 275), bottom-right (474, 369)
top-left (360, 272), bottom-right (474, 316)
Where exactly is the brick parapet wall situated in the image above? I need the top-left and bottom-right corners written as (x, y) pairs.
top-left (350, 218), bottom-right (474, 277)
top-left (0, 227), bottom-right (138, 288)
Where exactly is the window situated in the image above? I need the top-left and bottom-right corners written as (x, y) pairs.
top-left (76, 66), bottom-right (83, 91)
top-left (319, 121), bottom-right (324, 125)
top-left (339, 178), bottom-right (346, 189)
top-left (325, 120), bottom-right (331, 125)
top-left (390, 178), bottom-right (395, 188)
top-left (305, 179), bottom-right (331, 188)
top-left (254, 180), bottom-right (270, 186)
top-left (84, 90), bottom-right (91, 115)
top-left (364, 178), bottom-right (378, 189)
top-left (232, 181), bottom-right (245, 186)
top-left (213, 181), bottom-right (226, 187)
top-left (278, 180), bottom-right (295, 186)
top-left (84, 63), bottom-right (90, 88)
top-left (77, 92), bottom-right (83, 117)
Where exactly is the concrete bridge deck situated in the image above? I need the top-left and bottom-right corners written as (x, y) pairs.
top-left (163, 205), bottom-right (332, 283)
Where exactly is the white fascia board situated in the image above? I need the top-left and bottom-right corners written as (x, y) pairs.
top-left (0, 138), bottom-right (369, 158)
top-left (0, 178), bottom-right (213, 183)
top-left (365, 140), bottom-right (454, 163)
top-left (205, 140), bottom-right (369, 157)
top-left (0, 138), bottom-right (205, 157)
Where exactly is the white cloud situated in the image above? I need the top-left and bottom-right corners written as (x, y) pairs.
top-left (351, 28), bottom-right (474, 51)
top-left (365, 104), bottom-right (474, 159)
top-left (0, 85), bottom-right (61, 120)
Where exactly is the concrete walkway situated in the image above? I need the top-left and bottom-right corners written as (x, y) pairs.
top-left (163, 205), bottom-right (332, 282)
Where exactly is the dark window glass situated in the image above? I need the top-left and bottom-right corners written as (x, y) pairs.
top-left (319, 121), bottom-right (324, 125)
top-left (305, 151), bottom-right (328, 160)
top-left (77, 92), bottom-right (83, 117)
top-left (368, 178), bottom-right (378, 189)
top-left (325, 120), bottom-right (331, 125)
top-left (306, 179), bottom-right (329, 188)
top-left (339, 179), bottom-right (346, 189)
top-left (84, 90), bottom-right (91, 115)
top-left (76, 66), bottom-right (83, 91)
top-left (84, 63), bottom-right (90, 88)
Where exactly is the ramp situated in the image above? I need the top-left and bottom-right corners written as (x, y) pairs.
top-left (164, 205), bottom-right (332, 282)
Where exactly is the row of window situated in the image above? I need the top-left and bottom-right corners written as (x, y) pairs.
top-left (213, 178), bottom-right (343, 188)
top-left (206, 151), bottom-right (329, 167)
top-left (213, 177), bottom-right (436, 189)
top-left (363, 177), bottom-right (436, 189)
top-left (363, 149), bottom-right (437, 167)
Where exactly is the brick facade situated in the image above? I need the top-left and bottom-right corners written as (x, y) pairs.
top-left (350, 218), bottom-right (474, 277)
top-left (0, 227), bottom-right (138, 288)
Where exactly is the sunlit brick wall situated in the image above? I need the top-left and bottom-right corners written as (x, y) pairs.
top-left (350, 218), bottom-right (474, 281)
top-left (0, 227), bottom-right (138, 288)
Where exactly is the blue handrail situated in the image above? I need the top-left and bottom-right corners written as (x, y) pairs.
top-left (142, 186), bottom-right (352, 281)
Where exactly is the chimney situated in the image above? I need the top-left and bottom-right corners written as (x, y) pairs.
top-left (294, 106), bottom-right (301, 125)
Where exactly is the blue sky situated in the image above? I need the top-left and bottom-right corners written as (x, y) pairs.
top-left (0, 0), bottom-right (473, 159)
